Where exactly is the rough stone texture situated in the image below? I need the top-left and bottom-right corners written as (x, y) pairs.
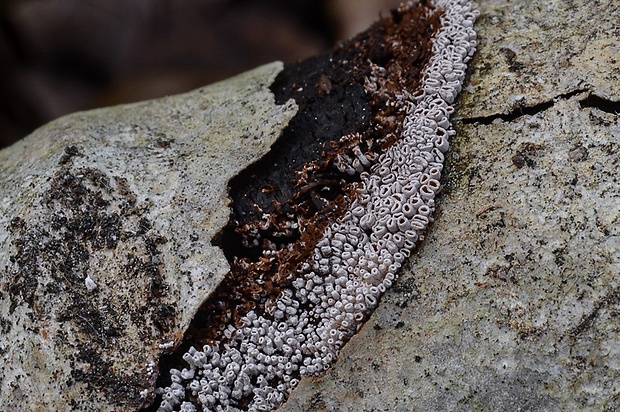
top-left (460, 0), bottom-right (619, 118)
top-left (280, 0), bottom-right (620, 411)
top-left (1, 0), bottom-right (618, 411)
top-left (0, 62), bottom-right (296, 411)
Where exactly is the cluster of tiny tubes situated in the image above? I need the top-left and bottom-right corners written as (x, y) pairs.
top-left (156, 1), bottom-right (478, 411)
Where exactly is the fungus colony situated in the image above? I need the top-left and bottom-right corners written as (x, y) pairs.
top-left (151, 1), bottom-right (478, 411)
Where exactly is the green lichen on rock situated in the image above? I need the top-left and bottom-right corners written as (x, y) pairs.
top-left (0, 62), bottom-right (297, 410)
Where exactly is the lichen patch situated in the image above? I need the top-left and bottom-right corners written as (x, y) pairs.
top-left (5, 146), bottom-right (174, 406)
top-left (0, 60), bottom-right (296, 411)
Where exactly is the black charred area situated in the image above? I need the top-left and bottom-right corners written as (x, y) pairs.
top-left (151, 4), bottom-right (442, 407)
top-left (229, 51), bottom-right (370, 226)
top-left (228, 3), bottom-right (441, 230)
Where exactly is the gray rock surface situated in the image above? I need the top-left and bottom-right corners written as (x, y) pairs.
top-left (0, 62), bottom-right (296, 410)
top-left (0, 0), bottom-right (618, 411)
top-left (280, 0), bottom-right (620, 410)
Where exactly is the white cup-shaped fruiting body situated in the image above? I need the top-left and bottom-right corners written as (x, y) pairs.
top-left (154, 1), bottom-right (477, 411)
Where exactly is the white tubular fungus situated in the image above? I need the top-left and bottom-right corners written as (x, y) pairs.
top-left (155, 1), bottom-right (477, 411)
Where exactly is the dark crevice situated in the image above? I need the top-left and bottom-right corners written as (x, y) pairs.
top-left (461, 89), bottom-right (589, 125)
top-left (579, 94), bottom-right (620, 114)
top-left (567, 285), bottom-right (620, 339)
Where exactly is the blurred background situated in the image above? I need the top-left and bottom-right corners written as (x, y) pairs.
top-left (0, 0), bottom-right (403, 149)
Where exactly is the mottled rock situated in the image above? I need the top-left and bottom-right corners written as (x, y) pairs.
top-left (0, 62), bottom-right (296, 410)
top-left (1, 0), bottom-right (618, 411)
top-left (280, 0), bottom-right (619, 411)
top-left (149, 2), bottom-right (478, 411)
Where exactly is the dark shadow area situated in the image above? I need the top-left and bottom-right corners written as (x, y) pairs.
top-left (579, 94), bottom-right (620, 114)
top-left (0, 0), bottom-right (334, 149)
